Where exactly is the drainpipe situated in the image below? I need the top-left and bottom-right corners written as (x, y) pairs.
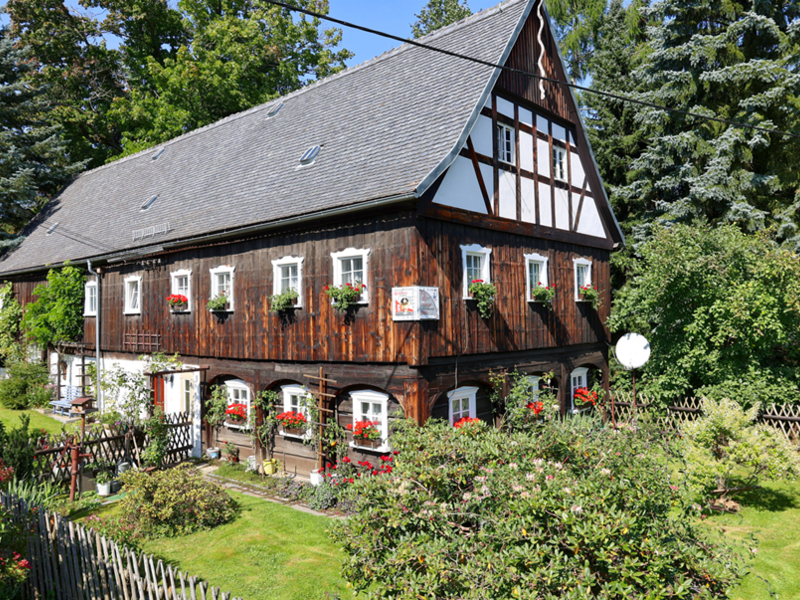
top-left (87, 260), bottom-right (102, 410)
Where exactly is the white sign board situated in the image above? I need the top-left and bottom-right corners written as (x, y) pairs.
top-left (392, 287), bottom-right (440, 321)
top-left (616, 333), bottom-right (651, 370)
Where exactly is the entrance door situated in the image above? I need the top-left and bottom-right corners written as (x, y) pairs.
top-left (153, 375), bottom-right (166, 411)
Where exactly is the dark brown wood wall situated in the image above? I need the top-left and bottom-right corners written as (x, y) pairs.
top-left (414, 215), bottom-right (610, 362)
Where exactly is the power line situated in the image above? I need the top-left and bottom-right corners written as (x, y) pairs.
top-left (42, 221), bottom-right (114, 253)
top-left (264, 0), bottom-right (800, 141)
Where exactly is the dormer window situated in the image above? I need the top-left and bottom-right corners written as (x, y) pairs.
top-left (497, 124), bottom-right (514, 164)
top-left (553, 147), bottom-right (567, 181)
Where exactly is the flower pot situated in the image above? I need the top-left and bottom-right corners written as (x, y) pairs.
top-left (282, 426), bottom-right (304, 437)
top-left (225, 418), bottom-right (246, 428)
top-left (355, 438), bottom-right (381, 450)
top-left (226, 454), bottom-right (239, 464)
top-left (110, 480), bottom-right (122, 493)
top-left (97, 482), bottom-right (112, 497)
top-left (263, 459), bottom-right (278, 475)
top-left (207, 447), bottom-right (221, 460)
top-left (309, 469), bottom-right (324, 486)
top-left (170, 303), bottom-right (188, 311)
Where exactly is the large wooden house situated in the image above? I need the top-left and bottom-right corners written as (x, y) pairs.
top-left (0, 0), bottom-right (623, 474)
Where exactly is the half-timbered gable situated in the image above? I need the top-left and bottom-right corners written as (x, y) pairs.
top-left (0, 0), bottom-right (623, 474)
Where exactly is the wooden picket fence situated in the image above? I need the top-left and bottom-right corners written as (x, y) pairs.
top-left (1, 492), bottom-right (241, 600)
top-left (31, 413), bottom-right (193, 485)
top-left (609, 391), bottom-right (800, 444)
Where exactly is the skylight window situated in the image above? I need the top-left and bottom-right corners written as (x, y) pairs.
top-left (151, 147), bottom-right (165, 161)
top-left (300, 145), bottom-right (321, 165)
top-left (140, 195), bottom-right (158, 211)
top-left (267, 102), bottom-right (283, 118)
top-left (46, 222), bottom-right (59, 235)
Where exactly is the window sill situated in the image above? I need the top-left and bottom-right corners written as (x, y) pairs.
top-left (170, 308), bottom-right (191, 313)
top-left (280, 431), bottom-right (310, 441)
top-left (225, 422), bottom-right (249, 431)
top-left (528, 299), bottom-right (551, 304)
top-left (123, 310), bottom-right (141, 316)
top-left (83, 313), bottom-right (97, 318)
top-left (349, 440), bottom-right (390, 453)
top-left (209, 309), bottom-right (234, 313)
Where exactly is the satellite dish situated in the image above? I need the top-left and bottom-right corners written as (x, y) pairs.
top-left (616, 333), bottom-right (651, 370)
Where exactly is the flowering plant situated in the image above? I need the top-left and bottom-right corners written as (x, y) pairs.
top-left (526, 401), bottom-right (544, 416)
top-left (348, 420), bottom-right (381, 441)
top-left (467, 279), bottom-right (497, 319)
top-left (325, 282), bottom-right (366, 312)
top-left (276, 411), bottom-right (307, 429)
top-left (578, 285), bottom-right (600, 310)
top-left (167, 294), bottom-right (188, 309)
top-left (206, 290), bottom-right (229, 311)
top-left (453, 416), bottom-right (481, 429)
top-left (530, 283), bottom-right (556, 308)
top-left (225, 402), bottom-right (248, 422)
top-left (270, 289), bottom-right (299, 313)
top-left (573, 387), bottom-right (598, 408)
top-left (222, 442), bottom-right (239, 461)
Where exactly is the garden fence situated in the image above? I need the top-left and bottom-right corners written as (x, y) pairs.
top-left (609, 391), bottom-right (800, 444)
top-left (1, 491), bottom-right (241, 600)
top-left (31, 413), bottom-right (193, 485)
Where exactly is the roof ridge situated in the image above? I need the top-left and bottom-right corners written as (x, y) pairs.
top-left (68, 0), bottom-right (527, 181)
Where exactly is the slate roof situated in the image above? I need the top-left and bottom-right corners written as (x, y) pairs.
top-left (0, 0), bottom-right (533, 274)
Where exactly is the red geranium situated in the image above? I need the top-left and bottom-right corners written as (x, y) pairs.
top-left (453, 416), bottom-right (481, 429)
top-left (347, 420), bottom-right (381, 441)
top-left (573, 387), bottom-right (598, 407)
top-left (526, 401), bottom-right (544, 415)
top-left (167, 294), bottom-right (188, 308)
top-left (225, 403), bottom-right (248, 421)
top-left (277, 411), bottom-right (307, 429)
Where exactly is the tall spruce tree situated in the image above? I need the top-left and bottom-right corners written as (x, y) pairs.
top-left (0, 28), bottom-right (84, 247)
top-left (617, 0), bottom-right (800, 249)
top-left (412, 0), bottom-right (472, 38)
top-left (547, 0), bottom-right (609, 80)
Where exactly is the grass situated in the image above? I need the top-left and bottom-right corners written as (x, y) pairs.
top-left (709, 480), bottom-right (800, 600)
top-left (80, 490), bottom-right (348, 600)
top-left (0, 405), bottom-right (67, 435)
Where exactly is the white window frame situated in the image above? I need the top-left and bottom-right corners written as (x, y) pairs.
top-left (524, 253), bottom-right (549, 303)
top-left (123, 275), bottom-right (142, 315)
top-left (224, 379), bottom-right (251, 429)
top-left (553, 146), bottom-right (567, 182)
top-left (349, 389), bottom-right (390, 452)
top-left (331, 248), bottom-right (370, 304)
top-left (183, 378), bottom-right (192, 415)
top-left (280, 384), bottom-right (312, 439)
top-left (170, 269), bottom-right (192, 312)
top-left (573, 258), bottom-right (593, 301)
top-left (447, 386), bottom-right (479, 425)
top-left (460, 244), bottom-right (492, 299)
top-left (497, 123), bottom-right (515, 164)
top-left (527, 375), bottom-right (541, 402)
top-left (209, 265), bottom-right (235, 312)
top-left (271, 256), bottom-right (304, 308)
top-left (84, 280), bottom-right (98, 317)
top-left (570, 367), bottom-right (589, 413)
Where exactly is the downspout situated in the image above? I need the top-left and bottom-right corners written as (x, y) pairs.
top-left (86, 260), bottom-right (102, 411)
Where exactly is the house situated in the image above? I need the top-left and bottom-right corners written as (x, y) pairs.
top-left (0, 0), bottom-right (624, 474)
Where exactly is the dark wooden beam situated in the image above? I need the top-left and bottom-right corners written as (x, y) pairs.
top-left (466, 136), bottom-right (494, 216)
top-left (572, 178), bottom-right (588, 233)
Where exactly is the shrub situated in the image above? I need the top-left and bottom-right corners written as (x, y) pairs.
top-left (21, 264), bottom-right (85, 349)
top-left (119, 464), bottom-right (236, 538)
top-left (0, 506), bottom-right (31, 599)
top-left (679, 397), bottom-right (800, 508)
top-left (0, 361), bottom-right (52, 409)
top-left (331, 417), bottom-right (744, 599)
top-left (0, 415), bottom-right (38, 480)
top-left (141, 407), bottom-right (169, 469)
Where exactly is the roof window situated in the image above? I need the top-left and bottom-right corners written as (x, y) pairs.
top-left (151, 147), bottom-right (165, 161)
top-left (300, 145), bottom-right (321, 165)
top-left (46, 222), bottom-right (60, 235)
top-left (267, 102), bottom-right (283, 118)
top-left (140, 195), bottom-right (158, 211)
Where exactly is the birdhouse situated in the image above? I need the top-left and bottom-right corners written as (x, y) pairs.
top-left (70, 397), bottom-right (96, 415)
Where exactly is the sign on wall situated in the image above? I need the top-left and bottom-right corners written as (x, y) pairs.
top-left (392, 287), bottom-right (440, 321)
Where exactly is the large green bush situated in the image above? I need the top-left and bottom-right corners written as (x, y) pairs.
top-left (21, 264), bottom-right (85, 350)
top-left (331, 417), bottom-right (744, 599)
top-left (119, 465), bottom-right (235, 538)
top-left (0, 360), bottom-right (52, 409)
top-left (0, 414), bottom-right (39, 480)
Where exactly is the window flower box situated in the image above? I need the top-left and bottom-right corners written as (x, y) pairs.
top-left (325, 282), bottom-right (366, 312)
top-left (348, 419), bottom-right (382, 449)
top-left (578, 285), bottom-right (600, 310)
top-left (467, 280), bottom-right (496, 319)
top-left (277, 410), bottom-right (308, 437)
top-left (207, 291), bottom-right (230, 312)
top-left (167, 294), bottom-right (189, 312)
top-left (530, 283), bottom-right (555, 309)
top-left (224, 402), bottom-right (248, 428)
top-left (270, 289), bottom-right (299, 313)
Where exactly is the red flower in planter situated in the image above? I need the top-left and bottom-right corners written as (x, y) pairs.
top-left (167, 294), bottom-right (189, 308)
top-left (526, 401), bottom-right (544, 415)
top-left (453, 416), bottom-right (481, 429)
top-left (347, 420), bottom-right (381, 441)
top-left (573, 387), bottom-right (598, 407)
top-left (225, 403), bottom-right (248, 421)
top-left (276, 411), bottom-right (308, 429)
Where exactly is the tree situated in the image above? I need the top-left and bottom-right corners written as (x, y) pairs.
top-left (0, 27), bottom-right (85, 239)
top-left (616, 0), bottom-right (800, 250)
top-left (411, 0), bottom-right (472, 38)
top-left (547, 0), bottom-right (610, 80)
top-left (21, 265), bottom-right (86, 350)
top-left (608, 223), bottom-right (800, 407)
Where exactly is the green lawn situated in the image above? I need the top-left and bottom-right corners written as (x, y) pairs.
top-left (710, 480), bottom-right (800, 600)
top-left (0, 406), bottom-right (66, 435)
top-left (82, 491), bottom-right (348, 600)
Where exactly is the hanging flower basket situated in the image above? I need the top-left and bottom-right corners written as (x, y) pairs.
top-left (467, 280), bottom-right (496, 319)
top-left (167, 294), bottom-right (189, 311)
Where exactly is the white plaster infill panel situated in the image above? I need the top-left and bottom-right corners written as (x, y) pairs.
top-left (471, 115), bottom-right (494, 157)
top-left (521, 177), bottom-right (535, 223)
top-left (575, 197), bottom-right (606, 239)
top-left (496, 97), bottom-right (515, 119)
top-left (498, 170), bottom-right (517, 220)
top-left (520, 131), bottom-right (534, 172)
top-left (554, 187), bottom-right (570, 231)
top-left (433, 156), bottom-right (489, 215)
top-left (538, 182), bottom-right (553, 227)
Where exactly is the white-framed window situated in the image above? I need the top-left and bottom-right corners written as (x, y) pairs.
top-left (209, 265), bottom-right (235, 311)
top-left (460, 244), bottom-right (492, 299)
top-left (170, 269), bottom-right (192, 312)
top-left (84, 280), bottom-right (98, 316)
top-left (331, 248), bottom-right (370, 303)
top-left (183, 379), bottom-right (192, 414)
top-left (350, 389), bottom-right (390, 452)
top-left (271, 256), bottom-right (304, 307)
top-left (573, 258), bottom-right (592, 301)
top-left (280, 384), bottom-right (312, 438)
top-left (524, 253), bottom-right (549, 302)
top-left (497, 123), bottom-right (515, 164)
top-left (553, 146), bottom-right (567, 181)
top-left (123, 275), bottom-right (142, 315)
top-left (448, 386), bottom-right (479, 425)
top-left (570, 367), bottom-right (589, 413)
top-left (527, 375), bottom-right (541, 402)
top-left (225, 379), bottom-right (250, 429)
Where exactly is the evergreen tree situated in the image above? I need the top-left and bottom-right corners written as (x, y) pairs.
top-left (0, 28), bottom-right (85, 246)
top-left (617, 0), bottom-right (800, 250)
top-left (412, 0), bottom-right (472, 38)
top-left (547, 0), bottom-right (610, 80)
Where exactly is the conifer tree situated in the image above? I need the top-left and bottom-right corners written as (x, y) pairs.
top-left (0, 28), bottom-right (84, 247)
top-left (412, 0), bottom-right (472, 38)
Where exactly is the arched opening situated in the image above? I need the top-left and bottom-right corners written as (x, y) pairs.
top-left (567, 365), bottom-right (602, 414)
top-left (335, 385), bottom-right (404, 456)
top-left (430, 381), bottom-right (493, 426)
